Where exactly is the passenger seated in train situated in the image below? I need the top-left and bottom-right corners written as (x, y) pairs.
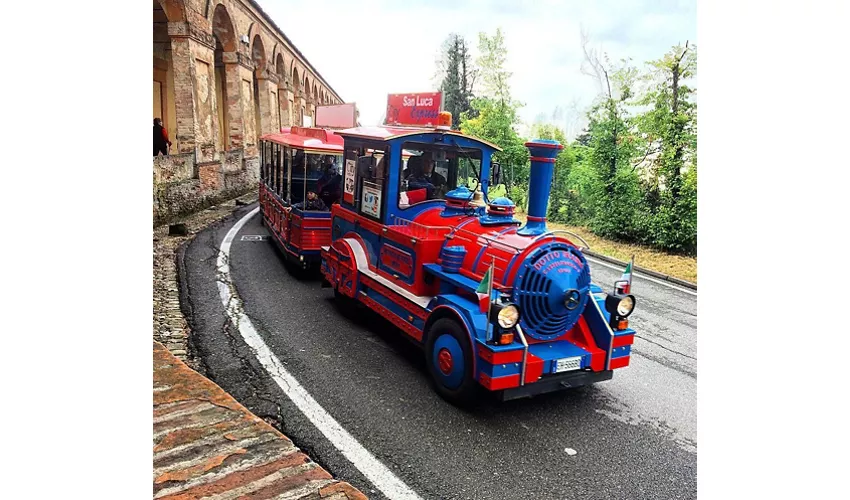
top-left (316, 155), bottom-right (342, 207)
top-left (293, 190), bottom-right (328, 211)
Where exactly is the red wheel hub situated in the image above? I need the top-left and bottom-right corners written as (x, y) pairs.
top-left (437, 348), bottom-right (454, 375)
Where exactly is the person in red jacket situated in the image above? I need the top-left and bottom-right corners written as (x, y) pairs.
top-left (154, 118), bottom-right (172, 156)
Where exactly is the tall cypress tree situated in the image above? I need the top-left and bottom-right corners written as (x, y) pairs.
top-left (437, 34), bottom-right (476, 128)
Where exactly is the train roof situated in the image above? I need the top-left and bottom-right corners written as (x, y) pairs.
top-left (335, 125), bottom-right (503, 152)
top-left (260, 127), bottom-right (344, 154)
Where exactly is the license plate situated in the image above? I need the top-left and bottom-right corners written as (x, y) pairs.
top-left (553, 356), bottom-right (582, 373)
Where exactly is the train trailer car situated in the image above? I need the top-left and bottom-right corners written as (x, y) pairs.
top-left (259, 127), bottom-right (345, 270)
top-left (320, 113), bottom-right (638, 404)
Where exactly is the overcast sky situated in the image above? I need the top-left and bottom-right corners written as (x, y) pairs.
top-left (264, 0), bottom-right (696, 139)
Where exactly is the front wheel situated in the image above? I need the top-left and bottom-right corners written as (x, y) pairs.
top-left (425, 318), bottom-right (479, 405)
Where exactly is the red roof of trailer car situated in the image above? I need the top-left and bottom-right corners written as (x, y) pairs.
top-left (335, 125), bottom-right (502, 151)
top-left (260, 126), bottom-right (344, 154)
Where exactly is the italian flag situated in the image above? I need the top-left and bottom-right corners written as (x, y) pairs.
top-left (620, 258), bottom-right (633, 294)
top-left (476, 267), bottom-right (492, 313)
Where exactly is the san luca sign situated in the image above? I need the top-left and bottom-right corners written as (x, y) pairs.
top-left (385, 92), bottom-right (443, 127)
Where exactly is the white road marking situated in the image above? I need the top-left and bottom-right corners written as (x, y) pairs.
top-left (584, 256), bottom-right (697, 296)
top-left (217, 207), bottom-right (422, 500)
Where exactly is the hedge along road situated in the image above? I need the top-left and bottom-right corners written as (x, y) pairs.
top-left (181, 203), bottom-right (697, 500)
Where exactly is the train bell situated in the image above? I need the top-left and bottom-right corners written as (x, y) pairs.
top-left (471, 187), bottom-right (486, 207)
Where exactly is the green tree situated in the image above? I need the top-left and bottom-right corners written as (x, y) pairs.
top-left (459, 28), bottom-right (528, 205)
top-left (436, 34), bottom-right (476, 128)
top-left (579, 32), bottom-right (643, 240)
top-left (634, 42), bottom-right (698, 253)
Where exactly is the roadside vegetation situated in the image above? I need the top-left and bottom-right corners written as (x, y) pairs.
top-left (435, 29), bottom-right (698, 282)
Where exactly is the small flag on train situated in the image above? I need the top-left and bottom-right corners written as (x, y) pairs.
top-left (476, 266), bottom-right (493, 313)
top-left (619, 256), bottom-right (634, 294)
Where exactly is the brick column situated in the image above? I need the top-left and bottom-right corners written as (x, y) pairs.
top-left (256, 71), bottom-right (274, 136)
top-left (293, 90), bottom-right (304, 126)
top-left (279, 87), bottom-right (290, 127)
top-left (306, 97), bottom-right (315, 126)
top-left (221, 51), bottom-right (250, 152)
top-left (237, 62), bottom-right (259, 159)
top-left (168, 22), bottom-right (198, 156)
top-left (168, 21), bottom-right (220, 162)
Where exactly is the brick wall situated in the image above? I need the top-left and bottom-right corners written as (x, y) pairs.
top-left (153, 150), bottom-right (259, 226)
top-left (153, 0), bottom-right (344, 226)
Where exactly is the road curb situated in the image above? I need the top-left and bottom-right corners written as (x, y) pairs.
top-left (582, 249), bottom-right (697, 291)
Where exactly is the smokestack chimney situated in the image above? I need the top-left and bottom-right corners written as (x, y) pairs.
top-left (517, 139), bottom-right (563, 236)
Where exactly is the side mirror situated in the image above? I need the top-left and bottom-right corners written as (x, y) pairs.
top-left (491, 162), bottom-right (502, 185)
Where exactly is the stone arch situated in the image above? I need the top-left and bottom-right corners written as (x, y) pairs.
top-left (251, 34), bottom-right (266, 75)
top-left (275, 53), bottom-right (285, 82)
top-left (272, 44), bottom-right (284, 72)
top-left (211, 2), bottom-right (237, 150)
top-left (153, 0), bottom-right (181, 155)
top-left (247, 22), bottom-right (263, 46)
top-left (157, 0), bottom-right (185, 22)
top-left (251, 34), bottom-right (267, 137)
top-left (212, 3), bottom-right (237, 52)
top-left (273, 51), bottom-right (285, 130)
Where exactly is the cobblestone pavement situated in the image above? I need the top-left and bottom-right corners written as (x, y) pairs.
top-left (154, 341), bottom-right (366, 499)
top-left (153, 192), bottom-right (257, 369)
top-left (153, 194), bottom-right (367, 499)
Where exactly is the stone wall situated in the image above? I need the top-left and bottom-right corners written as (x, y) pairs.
top-left (153, 150), bottom-right (259, 226)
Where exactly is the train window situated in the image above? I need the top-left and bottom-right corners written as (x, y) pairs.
top-left (272, 143), bottom-right (282, 197)
top-left (280, 145), bottom-right (289, 200)
top-left (348, 147), bottom-right (386, 220)
top-left (398, 142), bottom-right (482, 209)
top-left (261, 141), bottom-right (269, 183)
top-left (289, 149), bottom-right (331, 210)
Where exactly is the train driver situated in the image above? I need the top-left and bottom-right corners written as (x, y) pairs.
top-left (408, 152), bottom-right (447, 200)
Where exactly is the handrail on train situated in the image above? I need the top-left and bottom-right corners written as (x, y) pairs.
top-left (391, 217), bottom-right (591, 256)
top-left (532, 229), bottom-right (591, 251)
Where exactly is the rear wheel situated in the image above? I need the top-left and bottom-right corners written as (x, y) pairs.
top-left (425, 318), bottom-right (479, 405)
top-left (334, 289), bottom-right (359, 316)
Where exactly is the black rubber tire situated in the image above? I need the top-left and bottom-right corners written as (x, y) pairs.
top-left (334, 289), bottom-right (359, 316)
top-left (424, 318), bottom-right (479, 406)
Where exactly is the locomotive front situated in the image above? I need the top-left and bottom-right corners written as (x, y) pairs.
top-left (425, 140), bottom-right (637, 402)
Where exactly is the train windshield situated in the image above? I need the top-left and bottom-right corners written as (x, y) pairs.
top-left (398, 142), bottom-right (482, 208)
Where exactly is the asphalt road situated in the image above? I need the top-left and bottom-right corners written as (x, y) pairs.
top-left (181, 204), bottom-right (697, 500)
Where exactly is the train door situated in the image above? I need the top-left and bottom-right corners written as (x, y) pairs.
top-left (334, 141), bottom-right (389, 266)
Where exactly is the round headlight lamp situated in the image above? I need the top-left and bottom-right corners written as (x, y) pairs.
top-left (497, 304), bottom-right (520, 329)
top-left (617, 295), bottom-right (635, 316)
top-left (605, 293), bottom-right (636, 318)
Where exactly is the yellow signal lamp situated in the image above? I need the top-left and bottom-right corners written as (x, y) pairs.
top-left (436, 111), bottom-right (452, 130)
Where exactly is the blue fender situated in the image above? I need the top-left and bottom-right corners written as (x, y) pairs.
top-left (425, 295), bottom-right (488, 375)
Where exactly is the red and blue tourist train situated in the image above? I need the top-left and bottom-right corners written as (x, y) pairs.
top-left (259, 126), bottom-right (344, 270)
top-left (259, 112), bottom-right (637, 403)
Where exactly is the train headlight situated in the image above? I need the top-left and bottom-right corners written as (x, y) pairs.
top-left (605, 294), bottom-right (636, 318)
top-left (497, 304), bottom-right (520, 329)
top-left (617, 295), bottom-right (635, 316)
